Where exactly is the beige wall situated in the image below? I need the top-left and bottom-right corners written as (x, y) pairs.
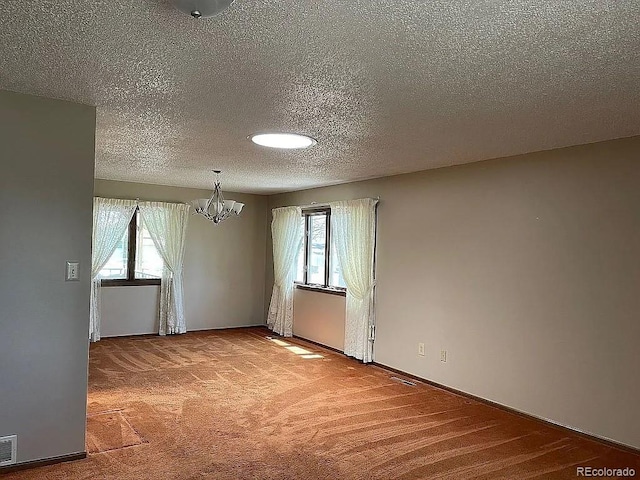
top-left (0, 90), bottom-right (96, 463)
top-left (94, 180), bottom-right (269, 335)
top-left (268, 135), bottom-right (640, 449)
top-left (100, 286), bottom-right (160, 337)
top-left (293, 289), bottom-right (345, 351)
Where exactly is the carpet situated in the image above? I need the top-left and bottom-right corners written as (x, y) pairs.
top-left (86, 410), bottom-right (145, 453)
top-left (5, 327), bottom-right (639, 479)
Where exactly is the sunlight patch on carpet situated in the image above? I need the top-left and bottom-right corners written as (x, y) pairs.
top-left (285, 346), bottom-right (311, 355)
top-left (86, 410), bottom-right (145, 453)
top-left (266, 336), bottom-right (324, 359)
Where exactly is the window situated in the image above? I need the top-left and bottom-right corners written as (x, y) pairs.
top-left (295, 208), bottom-right (346, 292)
top-left (100, 208), bottom-right (163, 286)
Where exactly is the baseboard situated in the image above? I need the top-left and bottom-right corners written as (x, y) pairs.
top-left (371, 362), bottom-right (639, 455)
top-left (100, 324), bottom-right (268, 340)
top-left (101, 331), bottom-right (156, 338)
top-left (188, 324), bottom-right (266, 332)
top-left (0, 451), bottom-right (86, 474)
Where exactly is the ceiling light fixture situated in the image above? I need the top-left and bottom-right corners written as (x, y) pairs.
top-left (191, 170), bottom-right (244, 224)
top-left (250, 133), bottom-right (317, 149)
top-left (169, 0), bottom-right (235, 18)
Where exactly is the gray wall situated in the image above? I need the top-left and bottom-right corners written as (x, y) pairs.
top-left (0, 91), bottom-right (96, 463)
top-left (94, 180), bottom-right (269, 335)
top-left (268, 135), bottom-right (640, 449)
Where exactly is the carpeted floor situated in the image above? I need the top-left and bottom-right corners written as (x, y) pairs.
top-left (5, 327), bottom-right (639, 479)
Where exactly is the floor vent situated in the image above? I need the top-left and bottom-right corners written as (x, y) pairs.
top-left (0, 435), bottom-right (17, 466)
top-left (390, 376), bottom-right (416, 387)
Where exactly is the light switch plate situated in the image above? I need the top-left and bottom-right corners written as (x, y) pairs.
top-left (66, 261), bottom-right (80, 281)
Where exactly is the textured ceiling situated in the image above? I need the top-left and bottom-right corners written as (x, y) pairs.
top-left (1, 0), bottom-right (639, 194)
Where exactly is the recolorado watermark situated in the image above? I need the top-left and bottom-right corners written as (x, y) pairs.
top-left (576, 466), bottom-right (636, 477)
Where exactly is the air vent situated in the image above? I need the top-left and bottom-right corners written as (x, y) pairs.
top-left (0, 435), bottom-right (17, 466)
top-left (390, 376), bottom-right (416, 387)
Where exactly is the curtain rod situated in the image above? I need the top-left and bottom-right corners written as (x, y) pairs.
top-left (297, 196), bottom-right (380, 210)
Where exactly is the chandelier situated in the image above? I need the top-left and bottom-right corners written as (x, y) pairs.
top-left (169, 0), bottom-right (235, 18)
top-left (191, 171), bottom-right (244, 224)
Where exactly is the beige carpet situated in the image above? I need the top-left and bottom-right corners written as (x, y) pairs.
top-left (86, 410), bottom-right (145, 453)
top-left (5, 327), bottom-right (639, 479)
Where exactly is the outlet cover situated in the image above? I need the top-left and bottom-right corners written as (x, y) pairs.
top-left (418, 343), bottom-right (425, 356)
top-left (66, 261), bottom-right (80, 281)
top-left (440, 350), bottom-right (447, 363)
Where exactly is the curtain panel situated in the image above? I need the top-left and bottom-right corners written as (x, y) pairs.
top-left (90, 197), bottom-right (138, 342)
top-left (267, 206), bottom-right (303, 336)
top-left (138, 201), bottom-right (190, 335)
top-left (330, 198), bottom-right (378, 363)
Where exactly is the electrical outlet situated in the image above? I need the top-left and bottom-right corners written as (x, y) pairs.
top-left (418, 343), bottom-right (425, 356)
top-left (66, 261), bottom-right (80, 281)
top-left (440, 350), bottom-right (447, 363)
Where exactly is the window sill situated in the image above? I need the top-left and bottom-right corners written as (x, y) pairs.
top-left (101, 279), bottom-right (161, 287)
top-left (295, 283), bottom-right (346, 297)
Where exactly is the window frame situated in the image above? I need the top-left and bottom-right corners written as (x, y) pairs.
top-left (101, 207), bottom-right (162, 287)
top-left (295, 207), bottom-right (346, 296)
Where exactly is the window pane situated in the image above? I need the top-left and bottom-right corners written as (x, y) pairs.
top-left (307, 214), bottom-right (326, 285)
top-left (135, 215), bottom-right (163, 279)
top-left (99, 231), bottom-right (128, 279)
top-left (295, 216), bottom-right (305, 282)
top-left (330, 240), bottom-right (346, 288)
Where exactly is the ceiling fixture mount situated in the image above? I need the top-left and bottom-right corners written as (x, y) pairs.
top-left (250, 133), bottom-right (317, 149)
top-left (191, 170), bottom-right (244, 224)
top-left (169, 0), bottom-right (235, 18)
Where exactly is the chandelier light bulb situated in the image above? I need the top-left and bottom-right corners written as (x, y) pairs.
top-left (190, 170), bottom-right (243, 225)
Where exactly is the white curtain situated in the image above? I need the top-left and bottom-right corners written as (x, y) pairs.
top-left (267, 206), bottom-right (303, 336)
top-left (330, 198), bottom-right (378, 362)
top-left (90, 198), bottom-right (137, 342)
top-left (138, 201), bottom-right (190, 335)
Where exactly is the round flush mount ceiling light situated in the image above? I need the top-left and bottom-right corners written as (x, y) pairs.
top-left (249, 133), bottom-right (317, 149)
top-left (169, 0), bottom-right (235, 18)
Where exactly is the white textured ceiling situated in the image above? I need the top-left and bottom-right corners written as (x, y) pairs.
top-left (1, 1), bottom-right (639, 194)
